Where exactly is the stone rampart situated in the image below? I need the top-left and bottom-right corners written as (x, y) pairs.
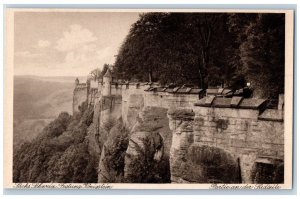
top-left (168, 96), bottom-right (284, 183)
top-left (73, 78), bottom-right (284, 184)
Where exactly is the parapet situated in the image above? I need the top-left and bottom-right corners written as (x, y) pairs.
top-left (194, 96), bottom-right (267, 110)
top-left (144, 85), bottom-right (205, 96)
top-left (206, 88), bottom-right (232, 96)
top-left (194, 96), bottom-right (284, 122)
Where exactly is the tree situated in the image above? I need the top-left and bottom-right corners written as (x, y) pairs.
top-left (115, 13), bottom-right (168, 82)
top-left (115, 12), bottom-right (285, 97)
top-left (89, 64), bottom-right (111, 81)
top-left (238, 14), bottom-right (285, 98)
top-left (115, 13), bottom-right (237, 87)
top-left (13, 101), bottom-right (98, 183)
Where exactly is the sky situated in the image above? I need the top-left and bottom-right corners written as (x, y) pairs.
top-left (14, 11), bottom-right (140, 77)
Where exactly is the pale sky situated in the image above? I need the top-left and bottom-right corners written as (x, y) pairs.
top-left (14, 11), bottom-right (140, 76)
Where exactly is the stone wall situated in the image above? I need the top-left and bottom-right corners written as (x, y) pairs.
top-left (73, 79), bottom-right (284, 184)
top-left (168, 96), bottom-right (284, 183)
top-left (72, 86), bottom-right (88, 113)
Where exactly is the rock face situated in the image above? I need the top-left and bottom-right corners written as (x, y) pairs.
top-left (98, 119), bottom-right (129, 183)
top-left (86, 101), bottom-right (102, 159)
top-left (124, 106), bottom-right (172, 183)
top-left (126, 94), bottom-right (144, 129)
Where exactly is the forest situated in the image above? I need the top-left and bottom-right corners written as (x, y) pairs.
top-left (13, 102), bottom-right (98, 183)
top-left (114, 13), bottom-right (285, 99)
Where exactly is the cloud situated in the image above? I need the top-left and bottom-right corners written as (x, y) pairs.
top-left (37, 40), bottom-right (51, 48)
top-left (15, 24), bottom-right (118, 76)
top-left (55, 24), bottom-right (97, 52)
top-left (49, 24), bottom-right (117, 76)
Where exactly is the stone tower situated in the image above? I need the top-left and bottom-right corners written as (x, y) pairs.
top-left (103, 69), bottom-right (112, 96)
top-left (75, 78), bottom-right (79, 86)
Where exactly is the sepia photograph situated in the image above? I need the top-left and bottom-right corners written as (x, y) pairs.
top-left (4, 8), bottom-right (294, 189)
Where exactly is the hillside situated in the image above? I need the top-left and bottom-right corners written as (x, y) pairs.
top-left (13, 75), bottom-right (83, 150)
top-left (13, 104), bottom-right (98, 183)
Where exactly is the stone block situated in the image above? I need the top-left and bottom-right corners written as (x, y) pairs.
top-left (228, 119), bottom-right (237, 125)
top-left (194, 116), bottom-right (205, 125)
top-left (230, 133), bottom-right (246, 140)
top-left (205, 95), bottom-right (215, 106)
top-left (212, 97), bottom-right (232, 108)
top-left (258, 109), bottom-right (283, 122)
top-left (262, 143), bottom-right (272, 149)
top-left (230, 96), bottom-right (243, 108)
top-left (235, 120), bottom-right (249, 131)
top-left (258, 149), bottom-right (277, 157)
top-left (168, 108), bottom-right (195, 121)
top-left (206, 88), bottom-right (219, 95)
top-left (231, 139), bottom-right (247, 148)
top-left (239, 98), bottom-right (267, 109)
top-left (207, 116), bottom-right (216, 122)
top-left (199, 137), bottom-right (214, 142)
top-left (246, 141), bottom-right (262, 149)
top-left (278, 151), bottom-right (284, 158)
top-left (203, 121), bottom-right (217, 127)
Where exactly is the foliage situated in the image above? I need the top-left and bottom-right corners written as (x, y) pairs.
top-left (89, 63), bottom-right (112, 81)
top-left (103, 118), bottom-right (117, 133)
top-left (238, 14), bottom-right (285, 98)
top-left (99, 119), bottom-right (129, 182)
top-left (124, 134), bottom-right (168, 183)
top-left (115, 13), bottom-right (237, 87)
top-left (13, 101), bottom-right (98, 183)
top-left (114, 12), bottom-right (285, 98)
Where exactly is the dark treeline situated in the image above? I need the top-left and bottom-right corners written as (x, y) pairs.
top-left (114, 13), bottom-right (285, 98)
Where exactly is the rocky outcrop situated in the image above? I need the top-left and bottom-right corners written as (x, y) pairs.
top-left (124, 106), bottom-right (172, 183)
top-left (98, 119), bottom-right (129, 183)
top-left (126, 94), bottom-right (144, 129)
top-left (167, 108), bottom-right (195, 183)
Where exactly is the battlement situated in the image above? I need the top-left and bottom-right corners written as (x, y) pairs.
top-left (73, 76), bottom-right (284, 117)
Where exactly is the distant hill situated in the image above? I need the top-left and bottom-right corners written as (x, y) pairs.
top-left (13, 75), bottom-right (83, 150)
top-left (15, 75), bottom-right (87, 84)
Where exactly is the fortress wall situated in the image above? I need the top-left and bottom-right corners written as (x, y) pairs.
top-left (118, 85), bottom-right (200, 128)
top-left (167, 98), bottom-right (284, 183)
top-left (192, 106), bottom-right (283, 183)
top-left (73, 87), bottom-right (88, 114)
top-left (73, 79), bottom-right (285, 184)
top-left (99, 96), bottom-right (123, 127)
top-left (121, 86), bottom-right (147, 128)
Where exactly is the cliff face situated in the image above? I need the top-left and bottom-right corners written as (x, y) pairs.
top-left (81, 83), bottom-right (284, 184)
top-left (91, 92), bottom-right (173, 182)
top-left (87, 95), bottom-right (122, 163)
top-left (124, 106), bottom-right (171, 183)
